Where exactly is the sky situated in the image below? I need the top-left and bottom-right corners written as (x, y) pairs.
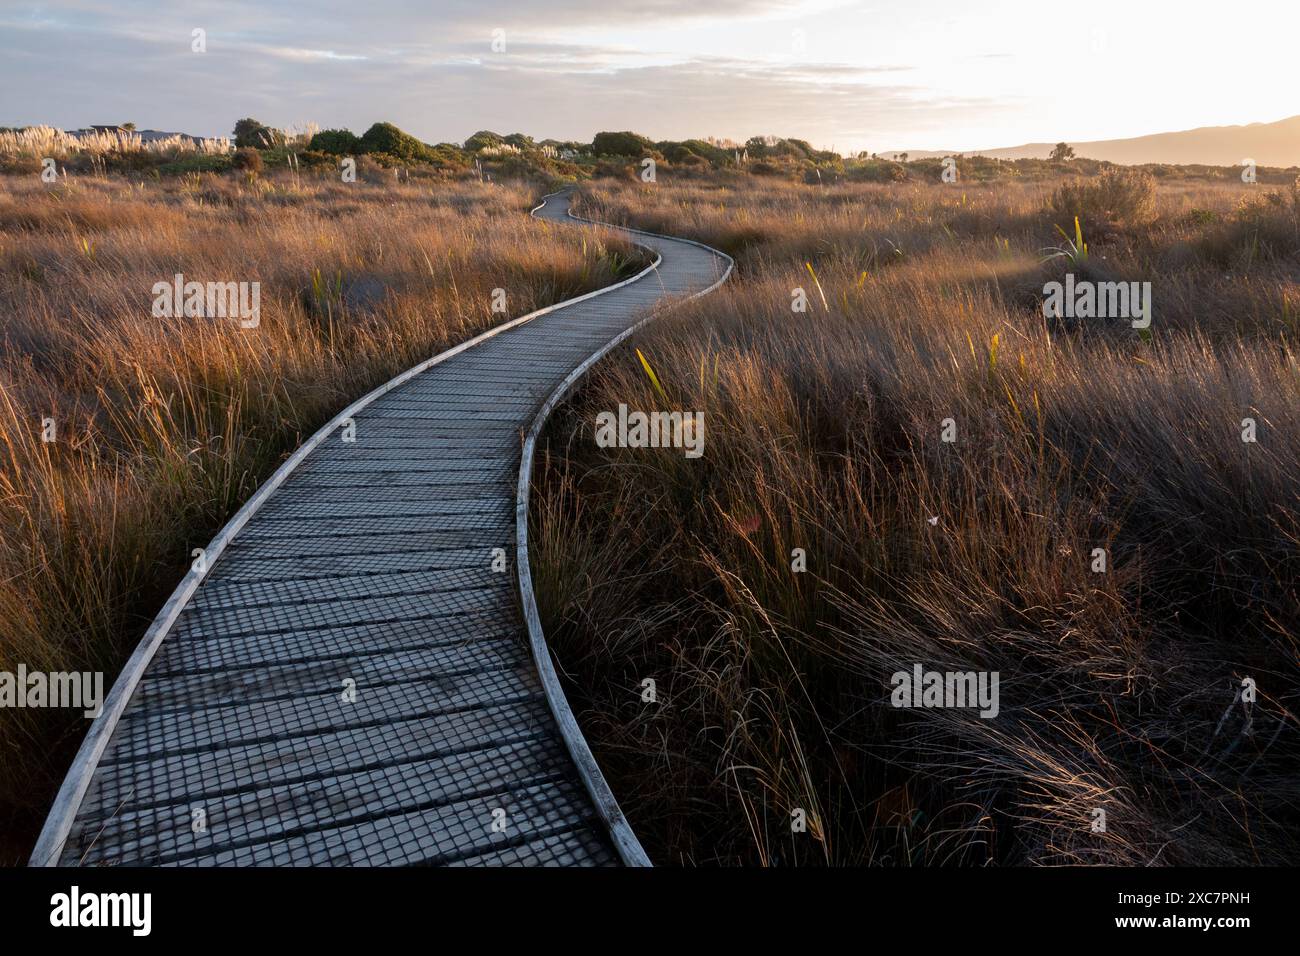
top-left (2, 0), bottom-right (1298, 155)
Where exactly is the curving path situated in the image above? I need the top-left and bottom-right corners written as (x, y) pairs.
top-left (31, 188), bottom-right (731, 867)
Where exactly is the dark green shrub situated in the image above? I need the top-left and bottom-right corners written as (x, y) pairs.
top-left (232, 118), bottom-right (283, 149)
top-left (308, 128), bottom-right (361, 155)
top-left (662, 143), bottom-right (699, 164)
top-left (255, 147), bottom-right (299, 168)
top-left (592, 131), bottom-right (654, 157)
top-left (464, 130), bottom-right (504, 151)
top-left (295, 150), bottom-right (333, 168)
top-left (658, 139), bottom-right (730, 166)
top-left (425, 144), bottom-right (471, 170)
top-left (681, 139), bottom-right (731, 165)
top-left (360, 122), bottom-right (432, 162)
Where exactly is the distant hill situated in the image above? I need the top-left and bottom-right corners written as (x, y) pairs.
top-left (885, 115), bottom-right (1300, 167)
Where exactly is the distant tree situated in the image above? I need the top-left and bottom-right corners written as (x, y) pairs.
top-left (121, 122), bottom-right (137, 132)
top-left (230, 118), bottom-right (284, 149)
top-left (232, 118), bottom-right (266, 147)
top-left (1050, 142), bottom-right (1076, 162)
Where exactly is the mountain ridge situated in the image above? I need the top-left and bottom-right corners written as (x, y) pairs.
top-left (883, 115), bottom-right (1300, 167)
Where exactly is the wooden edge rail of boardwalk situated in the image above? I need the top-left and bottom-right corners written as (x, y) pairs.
top-left (30, 188), bottom-right (733, 868)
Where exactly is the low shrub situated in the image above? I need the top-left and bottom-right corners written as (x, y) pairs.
top-left (156, 153), bottom-right (232, 176)
top-left (845, 159), bottom-right (908, 183)
top-left (1047, 168), bottom-right (1157, 231)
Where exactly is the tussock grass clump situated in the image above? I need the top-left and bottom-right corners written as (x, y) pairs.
top-left (0, 172), bottom-right (644, 861)
top-left (1048, 169), bottom-right (1158, 232)
top-left (531, 175), bottom-right (1300, 866)
top-left (1198, 179), bottom-right (1300, 266)
top-left (231, 147), bottom-right (263, 175)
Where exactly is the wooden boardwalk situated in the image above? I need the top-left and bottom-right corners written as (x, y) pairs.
top-left (32, 189), bottom-right (732, 867)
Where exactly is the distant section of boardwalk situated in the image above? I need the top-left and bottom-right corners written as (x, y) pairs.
top-left (32, 189), bottom-right (732, 867)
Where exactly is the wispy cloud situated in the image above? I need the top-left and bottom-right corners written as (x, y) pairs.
top-left (260, 47), bottom-right (370, 62)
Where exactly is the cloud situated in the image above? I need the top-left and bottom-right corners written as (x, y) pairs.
top-left (3, 0), bottom-right (826, 45)
top-left (260, 47), bottom-right (370, 62)
top-left (0, 0), bottom-right (1125, 152)
top-left (0, 1), bottom-right (927, 149)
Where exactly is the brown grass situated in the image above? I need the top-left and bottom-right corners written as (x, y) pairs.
top-left (530, 174), bottom-right (1300, 865)
top-left (0, 171), bottom-right (643, 862)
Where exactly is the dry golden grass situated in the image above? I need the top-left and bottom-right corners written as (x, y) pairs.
top-left (0, 171), bottom-right (643, 861)
top-left (531, 175), bottom-right (1300, 865)
top-left (0, 126), bottom-right (231, 161)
